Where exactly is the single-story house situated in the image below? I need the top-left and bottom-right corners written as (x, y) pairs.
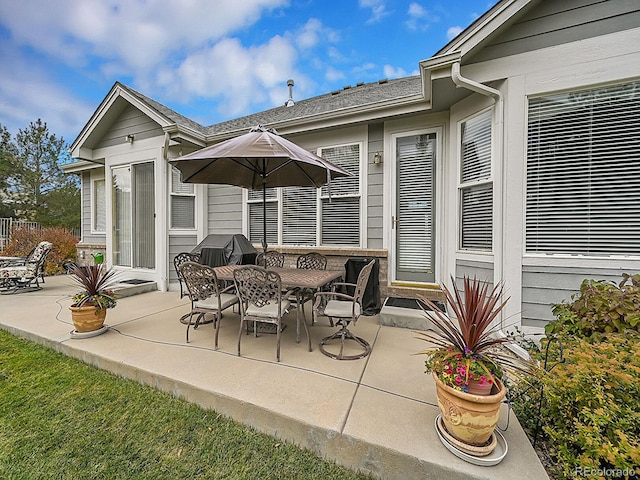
top-left (62, 0), bottom-right (640, 331)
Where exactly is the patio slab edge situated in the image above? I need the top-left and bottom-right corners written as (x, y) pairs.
top-left (2, 322), bottom-right (521, 480)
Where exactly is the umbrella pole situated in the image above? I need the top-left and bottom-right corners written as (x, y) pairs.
top-left (262, 177), bottom-right (268, 267)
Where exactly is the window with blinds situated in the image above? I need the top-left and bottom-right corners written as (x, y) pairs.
top-left (245, 144), bottom-right (362, 247)
top-left (320, 144), bottom-right (360, 246)
top-left (459, 110), bottom-right (492, 251)
top-left (248, 188), bottom-right (278, 245)
top-left (93, 178), bottom-right (106, 232)
top-left (170, 166), bottom-right (195, 229)
top-left (526, 81), bottom-right (640, 256)
top-left (282, 186), bottom-right (317, 245)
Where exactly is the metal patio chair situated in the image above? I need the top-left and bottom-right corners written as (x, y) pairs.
top-left (233, 266), bottom-right (295, 362)
top-left (314, 259), bottom-right (375, 360)
top-left (174, 251), bottom-right (201, 299)
top-left (179, 261), bottom-right (238, 349)
top-left (294, 252), bottom-right (328, 325)
top-left (255, 251), bottom-right (284, 268)
top-left (0, 241), bottom-right (53, 294)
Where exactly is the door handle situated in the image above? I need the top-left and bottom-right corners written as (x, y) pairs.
top-left (392, 216), bottom-right (397, 229)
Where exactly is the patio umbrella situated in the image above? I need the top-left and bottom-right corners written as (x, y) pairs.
top-left (169, 125), bottom-right (351, 259)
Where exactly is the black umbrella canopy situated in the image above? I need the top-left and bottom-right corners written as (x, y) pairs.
top-left (169, 125), bottom-right (352, 258)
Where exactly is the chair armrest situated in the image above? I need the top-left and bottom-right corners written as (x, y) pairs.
top-left (331, 281), bottom-right (356, 289)
top-left (220, 283), bottom-right (236, 294)
top-left (314, 291), bottom-right (354, 302)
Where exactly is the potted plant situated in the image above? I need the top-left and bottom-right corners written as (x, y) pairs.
top-left (415, 275), bottom-right (529, 455)
top-left (69, 263), bottom-right (119, 333)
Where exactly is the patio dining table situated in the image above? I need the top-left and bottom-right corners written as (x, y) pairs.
top-left (213, 264), bottom-right (343, 345)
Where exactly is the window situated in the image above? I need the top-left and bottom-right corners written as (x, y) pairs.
top-left (526, 81), bottom-right (640, 256)
top-left (320, 144), bottom-right (361, 245)
top-left (459, 110), bottom-right (492, 251)
top-left (170, 166), bottom-right (195, 229)
top-left (246, 143), bottom-right (362, 247)
top-left (92, 178), bottom-right (106, 233)
top-left (248, 188), bottom-right (278, 246)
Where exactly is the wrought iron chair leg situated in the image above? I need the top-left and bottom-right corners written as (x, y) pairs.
top-left (214, 313), bottom-right (221, 350)
top-left (186, 313), bottom-right (193, 342)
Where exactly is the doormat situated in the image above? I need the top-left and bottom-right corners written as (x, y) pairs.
top-left (384, 296), bottom-right (445, 312)
top-left (246, 322), bottom-right (287, 335)
top-left (120, 279), bottom-right (153, 285)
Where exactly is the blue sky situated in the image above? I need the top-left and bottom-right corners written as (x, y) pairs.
top-left (0, 0), bottom-right (494, 144)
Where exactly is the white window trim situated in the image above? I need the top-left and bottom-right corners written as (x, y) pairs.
top-left (90, 173), bottom-right (106, 235)
top-left (457, 107), bottom-right (494, 254)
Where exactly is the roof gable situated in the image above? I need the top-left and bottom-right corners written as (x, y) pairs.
top-left (70, 82), bottom-right (207, 159)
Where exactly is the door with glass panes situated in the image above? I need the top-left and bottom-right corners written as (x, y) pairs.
top-left (112, 162), bottom-right (155, 269)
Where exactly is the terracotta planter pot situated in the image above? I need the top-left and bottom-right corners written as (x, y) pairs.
top-left (70, 305), bottom-right (107, 332)
top-left (467, 378), bottom-right (493, 396)
top-left (433, 371), bottom-right (506, 447)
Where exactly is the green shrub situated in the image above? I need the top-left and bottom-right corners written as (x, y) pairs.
top-left (3, 225), bottom-right (78, 275)
top-left (513, 334), bottom-right (640, 479)
top-left (547, 274), bottom-right (640, 342)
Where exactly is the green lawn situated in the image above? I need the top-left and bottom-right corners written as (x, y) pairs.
top-left (0, 330), bottom-right (372, 480)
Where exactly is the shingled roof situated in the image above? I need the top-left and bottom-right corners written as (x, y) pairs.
top-left (206, 76), bottom-right (422, 135)
top-left (119, 75), bottom-right (422, 139)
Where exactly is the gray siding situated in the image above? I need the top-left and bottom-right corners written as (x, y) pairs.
top-left (455, 259), bottom-right (494, 286)
top-left (96, 104), bottom-right (163, 149)
top-left (367, 123), bottom-right (384, 249)
top-left (168, 235), bottom-right (198, 284)
top-left (81, 171), bottom-right (106, 245)
top-left (521, 264), bottom-right (632, 328)
top-left (208, 185), bottom-right (243, 234)
top-left (469, 0), bottom-right (640, 64)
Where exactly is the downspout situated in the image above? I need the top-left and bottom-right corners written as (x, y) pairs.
top-left (451, 62), bottom-right (508, 331)
top-left (158, 132), bottom-right (171, 291)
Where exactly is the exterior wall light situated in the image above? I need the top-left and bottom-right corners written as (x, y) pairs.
top-left (126, 134), bottom-right (135, 144)
top-left (373, 152), bottom-right (382, 164)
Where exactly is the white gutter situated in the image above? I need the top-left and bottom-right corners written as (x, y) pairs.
top-left (450, 62), bottom-right (508, 330)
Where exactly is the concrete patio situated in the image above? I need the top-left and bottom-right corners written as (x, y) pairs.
top-left (0, 275), bottom-right (549, 480)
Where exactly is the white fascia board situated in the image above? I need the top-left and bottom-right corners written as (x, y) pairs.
top-left (70, 145), bottom-right (98, 161)
top-left (60, 159), bottom-right (103, 173)
top-left (439, 0), bottom-right (537, 57)
top-left (163, 125), bottom-right (206, 147)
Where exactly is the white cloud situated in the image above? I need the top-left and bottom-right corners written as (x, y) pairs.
top-left (0, 0), bottom-right (289, 74)
top-left (358, 0), bottom-right (389, 24)
top-left (0, 0), bottom-right (310, 131)
top-left (447, 26), bottom-right (464, 40)
top-left (0, 45), bottom-right (94, 140)
top-left (325, 67), bottom-right (345, 82)
top-left (157, 35), bottom-right (310, 119)
top-left (383, 64), bottom-right (407, 79)
top-left (405, 2), bottom-right (439, 32)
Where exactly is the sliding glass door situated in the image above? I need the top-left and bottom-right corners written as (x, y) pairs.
top-left (112, 162), bottom-right (155, 269)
